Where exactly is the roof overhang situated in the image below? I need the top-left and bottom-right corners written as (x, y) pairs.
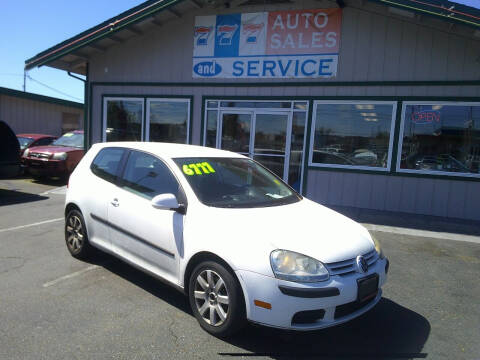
top-left (25, 0), bottom-right (186, 75)
top-left (25, 0), bottom-right (480, 75)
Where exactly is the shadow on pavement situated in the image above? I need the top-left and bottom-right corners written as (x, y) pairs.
top-left (85, 253), bottom-right (429, 360)
top-left (331, 205), bottom-right (480, 237)
top-left (0, 189), bottom-right (49, 206)
top-left (85, 252), bottom-right (191, 315)
top-left (29, 176), bottom-right (68, 186)
top-left (221, 298), bottom-right (430, 359)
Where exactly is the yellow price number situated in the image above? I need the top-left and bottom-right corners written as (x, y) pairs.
top-left (182, 162), bottom-right (215, 176)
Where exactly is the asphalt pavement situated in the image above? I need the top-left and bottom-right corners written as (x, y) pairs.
top-left (0, 178), bottom-right (479, 360)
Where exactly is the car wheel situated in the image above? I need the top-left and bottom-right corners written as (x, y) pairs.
top-left (65, 209), bottom-right (92, 259)
top-left (189, 261), bottom-right (246, 337)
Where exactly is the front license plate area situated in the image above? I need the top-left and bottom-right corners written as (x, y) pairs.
top-left (357, 274), bottom-right (379, 302)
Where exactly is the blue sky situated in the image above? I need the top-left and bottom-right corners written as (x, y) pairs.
top-left (0, 0), bottom-right (144, 103)
top-left (0, 0), bottom-right (478, 104)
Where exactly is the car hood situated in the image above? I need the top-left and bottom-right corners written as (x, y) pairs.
top-left (27, 145), bottom-right (81, 154)
top-left (198, 198), bottom-right (374, 266)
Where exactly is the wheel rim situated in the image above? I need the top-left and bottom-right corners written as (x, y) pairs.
top-left (66, 215), bottom-right (84, 253)
top-left (194, 269), bottom-right (229, 327)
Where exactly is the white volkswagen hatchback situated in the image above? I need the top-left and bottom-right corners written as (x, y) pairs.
top-left (65, 142), bottom-right (388, 337)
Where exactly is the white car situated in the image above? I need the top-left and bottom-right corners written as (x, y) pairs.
top-left (64, 142), bottom-right (389, 337)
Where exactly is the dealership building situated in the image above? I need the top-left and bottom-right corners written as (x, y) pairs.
top-left (25, 0), bottom-right (480, 220)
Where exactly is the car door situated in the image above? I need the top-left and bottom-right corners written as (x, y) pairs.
top-left (83, 147), bottom-right (127, 252)
top-left (107, 150), bottom-right (184, 285)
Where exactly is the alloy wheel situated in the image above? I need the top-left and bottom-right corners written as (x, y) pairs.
top-left (194, 269), bottom-right (230, 326)
top-left (66, 214), bottom-right (84, 253)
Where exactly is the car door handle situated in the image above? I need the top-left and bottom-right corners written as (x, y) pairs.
top-left (111, 198), bottom-right (119, 207)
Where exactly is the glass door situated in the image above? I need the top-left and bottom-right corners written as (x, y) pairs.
top-left (219, 111), bottom-right (253, 156)
top-left (252, 112), bottom-right (291, 180)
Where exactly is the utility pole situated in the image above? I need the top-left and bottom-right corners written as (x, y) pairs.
top-left (23, 70), bottom-right (26, 92)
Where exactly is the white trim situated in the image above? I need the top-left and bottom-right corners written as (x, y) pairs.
top-left (146, 98), bottom-right (191, 144)
top-left (309, 100), bottom-right (398, 172)
top-left (103, 97), bottom-right (145, 142)
top-left (396, 101), bottom-right (480, 178)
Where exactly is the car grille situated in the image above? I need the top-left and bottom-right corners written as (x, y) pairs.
top-left (29, 152), bottom-right (50, 159)
top-left (325, 249), bottom-right (379, 276)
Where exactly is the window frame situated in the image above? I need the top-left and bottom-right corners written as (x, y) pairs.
top-left (309, 100), bottom-right (398, 172)
top-left (396, 101), bottom-right (480, 178)
top-left (145, 97), bottom-right (191, 144)
top-left (102, 97), bottom-right (145, 142)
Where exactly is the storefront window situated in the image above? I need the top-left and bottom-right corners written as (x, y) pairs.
top-left (147, 99), bottom-right (190, 143)
top-left (310, 102), bottom-right (396, 169)
top-left (104, 98), bottom-right (143, 142)
top-left (399, 103), bottom-right (480, 176)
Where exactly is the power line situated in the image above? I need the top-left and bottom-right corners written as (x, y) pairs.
top-left (26, 75), bottom-right (83, 102)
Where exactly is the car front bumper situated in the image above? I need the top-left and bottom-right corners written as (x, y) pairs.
top-left (24, 158), bottom-right (68, 177)
top-left (236, 257), bottom-right (388, 330)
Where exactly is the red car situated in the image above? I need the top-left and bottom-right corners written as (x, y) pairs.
top-left (23, 130), bottom-right (84, 179)
top-left (17, 133), bottom-right (57, 156)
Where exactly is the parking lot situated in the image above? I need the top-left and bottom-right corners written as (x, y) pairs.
top-left (1, 177), bottom-right (479, 360)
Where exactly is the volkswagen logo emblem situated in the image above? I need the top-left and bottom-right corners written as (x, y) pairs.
top-left (356, 255), bottom-right (368, 273)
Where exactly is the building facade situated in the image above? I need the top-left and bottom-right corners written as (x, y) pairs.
top-left (25, 0), bottom-right (480, 220)
top-left (0, 87), bottom-right (84, 136)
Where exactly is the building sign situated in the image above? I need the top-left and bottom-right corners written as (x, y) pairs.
top-left (193, 9), bottom-right (342, 79)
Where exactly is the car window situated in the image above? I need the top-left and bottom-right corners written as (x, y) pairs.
top-left (36, 137), bottom-right (55, 146)
top-left (91, 148), bottom-right (126, 183)
top-left (121, 150), bottom-right (180, 200)
top-left (17, 137), bottom-right (34, 150)
top-left (52, 132), bottom-right (84, 148)
top-left (173, 157), bottom-right (301, 208)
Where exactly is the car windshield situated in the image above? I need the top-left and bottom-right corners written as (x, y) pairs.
top-left (17, 137), bottom-right (34, 150)
top-left (52, 133), bottom-right (84, 148)
top-left (173, 157), bottom-right (301, 208)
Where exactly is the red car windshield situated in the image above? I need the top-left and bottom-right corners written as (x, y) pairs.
top-left (17, 137), bottom-right (34, 150)
top-left (52, 133), bottom-right (84, 148)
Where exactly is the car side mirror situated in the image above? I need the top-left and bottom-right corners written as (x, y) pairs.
top-left (151, 193), bottom-right (186, 214)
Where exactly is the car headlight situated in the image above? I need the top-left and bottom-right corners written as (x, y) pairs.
top-left (270, 250), bottom-right (329, 283)
top-left (371, 233), bottom-right (385, 259)
top-left (23, 149), bottom-right (30, 157)
top-left (52, 152), bottom-right (67, 160)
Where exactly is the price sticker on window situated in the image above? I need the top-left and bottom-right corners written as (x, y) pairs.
top-left (182, 162), bottom-right (216, 176)
top-left (63, 133), bottom-right (74, 137)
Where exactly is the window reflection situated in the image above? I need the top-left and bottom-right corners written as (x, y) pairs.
top-left (149, 100), bottom-right (189, 143)
top-left (106, 100), bottom-right (143, 142)
top-left (400, 104), bottom-right (480, 174)
top-left (312, 103), bottom-right (395, 168)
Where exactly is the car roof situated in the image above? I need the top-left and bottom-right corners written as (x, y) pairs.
top-left (17, 133), bottom-right (56, 139)
top-left (93, 142), bottom-right (246, 159)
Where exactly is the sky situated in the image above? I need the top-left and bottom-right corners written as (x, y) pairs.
top-left (0, 0), bottom-right (478, 104)
top-left (0, 0), bottom-right (144, 103)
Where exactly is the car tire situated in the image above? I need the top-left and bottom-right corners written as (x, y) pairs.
top-left (189, 261), bottom-right (246, 337)
top-left (65, 209), bottom-right (92, 259)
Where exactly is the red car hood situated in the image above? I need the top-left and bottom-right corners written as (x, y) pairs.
top-left (27, 145), bottom-right (82, 154)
